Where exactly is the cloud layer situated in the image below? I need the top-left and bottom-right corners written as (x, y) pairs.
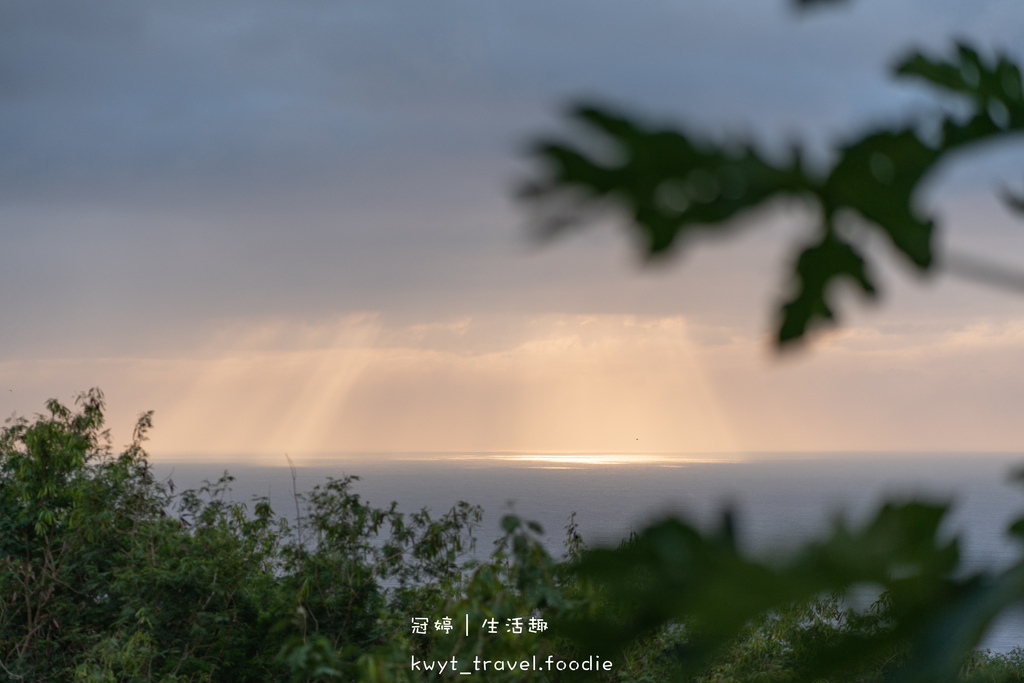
top-left (5, 313), bottom-right (1024, 458)
top-left (3, 1), bottom-right (1024, 456)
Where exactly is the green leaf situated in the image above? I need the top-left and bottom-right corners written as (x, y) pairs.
top-left (778, 233), bottom-right (877, 344)
top-left (896, 43), bottom-right (1024, 110)
top-left (524, 42), bottom-right (1024, 345)
top-left (1001, 184), bottom-right (1024, 216)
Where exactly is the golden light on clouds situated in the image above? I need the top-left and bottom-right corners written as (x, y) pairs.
top-left (145, 314), bottom-right (739, 458)
top-left (4, 314), bottom-right (1024, 460)
top-left (0, 314), bottom-right (738, 459)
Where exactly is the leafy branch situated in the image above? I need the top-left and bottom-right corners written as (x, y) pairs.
top-left (524, 43), bottom-right (1024, 345)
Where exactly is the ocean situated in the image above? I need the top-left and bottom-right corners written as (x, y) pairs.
top-left (152, 451), bottom-right (1024, 652)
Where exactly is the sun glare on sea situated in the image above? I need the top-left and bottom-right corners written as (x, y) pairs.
top-left (490, 453), bottom-right (744, 467)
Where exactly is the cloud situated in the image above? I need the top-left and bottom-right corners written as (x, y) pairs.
top-left (5, 0), bottom-right (1018, 207)
top-left (3, 0), bottom-right (1024, 460)
top-left (4, 311), bottom-right (1024, 459)
top-left (0, 314), bottom-right (738, 457)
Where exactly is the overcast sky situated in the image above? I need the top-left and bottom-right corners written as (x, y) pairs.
top-left (3, 0), bottom-right (1024, 459)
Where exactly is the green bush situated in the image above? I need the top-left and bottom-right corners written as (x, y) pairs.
top-left (5, 391), bottom-right (1024, 682)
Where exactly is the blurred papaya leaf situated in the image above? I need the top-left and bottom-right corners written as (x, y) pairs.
top-left (524, 43), bottom-right (1024, 346)
top-left (1002, 183), bottom-right (1024, 215)
top-left (560, 501), bottom-right (1024, 682)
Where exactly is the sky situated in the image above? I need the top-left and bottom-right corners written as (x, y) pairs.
top-left (3, 0), bottom-right (1024, 459)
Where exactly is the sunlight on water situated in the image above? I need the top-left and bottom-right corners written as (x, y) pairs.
top-left (277, 451), bottom-right (751, 469)
top-left (490, 453), bottom-right (746, 467)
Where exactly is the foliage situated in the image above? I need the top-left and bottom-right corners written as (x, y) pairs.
top-left (559, 500), bottom-right (1024, 683)
top-left (7, 5), bottom-right (1024, 682)
top-left (6, 392), bottom-right (1024, 682)
top-left (513, 0), bottom-right (1024, 679)
top-left (524, 39), bottom-right (1024, 345)
top-left (0, 391), bottom-right (489, 682)
top-left (4, 0), bottom-right (1024, 680)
